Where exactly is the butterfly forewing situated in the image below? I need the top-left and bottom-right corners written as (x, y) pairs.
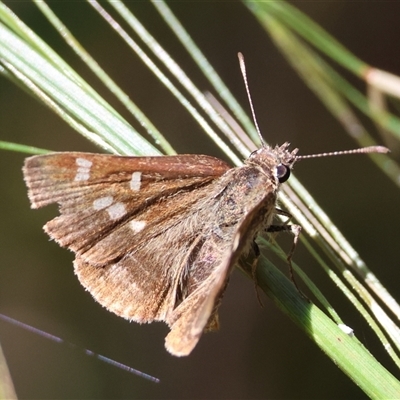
top-left (24, 152), bottom-right (230, 207)
top-left (24, 153), bottom-right (230, 253)
top-left (23, 149), bottom-right (282, 356)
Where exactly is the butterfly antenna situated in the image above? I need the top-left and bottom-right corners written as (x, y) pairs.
top-left (238, 52), bottom-right (265, 146)
top-left (296, 145), bottom-right (389, 160)
top-left (0, 313), bottom-right (160, 383)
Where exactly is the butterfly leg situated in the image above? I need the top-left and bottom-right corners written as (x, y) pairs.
top-left (274, 207), bottom-right (292, 219)
top-left (249, 240), bottom-right (265, 307)
top-left (266, 224), bottom-right (302, 292)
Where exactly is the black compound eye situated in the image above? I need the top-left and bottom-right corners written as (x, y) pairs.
top-left (276, 164), bottom-right (291, 183)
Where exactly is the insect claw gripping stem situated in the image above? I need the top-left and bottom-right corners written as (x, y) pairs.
top-left (266, 224), bottom-right (307, 297)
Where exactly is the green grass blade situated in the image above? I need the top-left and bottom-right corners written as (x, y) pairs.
top-left (0, 12), bottom-right (159, 156)
top-left (254, 257), bottom-right (400, 400)
top-left (34, 0), bottom-right (175, 155)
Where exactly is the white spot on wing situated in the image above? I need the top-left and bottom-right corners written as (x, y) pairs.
top-left (129, 220), bottom-right (146, 233)
top-left (93, 196), bottom-right (114, 210)
top-left (130, 171), bottom-right (142, 191)
top-left (74, 158), bottom-right (93, 181)
top-left (107, 202), bottom-right (126, 220)
top-left (76, 158), bottom-right (93, 167)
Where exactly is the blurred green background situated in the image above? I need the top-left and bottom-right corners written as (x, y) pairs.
top-left (0, 2), bottom-right (399, 398)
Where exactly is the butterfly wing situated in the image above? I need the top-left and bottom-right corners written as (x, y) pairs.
top-left (24, 153), bottom-right (232, 351)
top-left (24, 152), bottom-right (229, 259)
top-left (23, 152), bottom-right (277, 356)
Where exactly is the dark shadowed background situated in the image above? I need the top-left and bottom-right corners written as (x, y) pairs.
top-left (0, 2), bottom-right (399, 399)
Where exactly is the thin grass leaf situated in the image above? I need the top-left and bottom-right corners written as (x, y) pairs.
top-left (152, 0), bottom-right (259, 145)
top-left (0, 9), bottom-right (159, 156)
top-left (250, 1), bottom-right (368, 75)
top-left (34, 0), bottom-right (175, 156)
top-left (253, 256), bottom-right (400, 400)
top-left (0, 141), bottom-right (49, 155)
top-left (99, 0), bottom-right (243, 164)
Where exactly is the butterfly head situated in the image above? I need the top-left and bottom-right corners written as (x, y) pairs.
top-left (248, 142), bottom-right (299, 184)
